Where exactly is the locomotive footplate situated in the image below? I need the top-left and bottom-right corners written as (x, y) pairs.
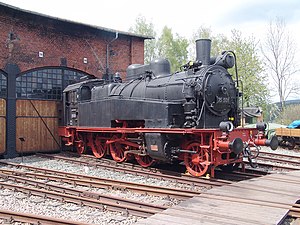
top-left (59, 123), bottom-right (278, 177)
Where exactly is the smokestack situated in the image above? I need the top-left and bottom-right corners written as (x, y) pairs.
top-left (196, 39), bottom-right (211, 65)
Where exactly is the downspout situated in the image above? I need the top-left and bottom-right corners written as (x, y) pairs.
top-left (106, 32), bottom-right (119, 78)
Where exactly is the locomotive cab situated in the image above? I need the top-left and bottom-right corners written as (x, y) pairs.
top-left (62, 79), bottom-right (103, 126)
top-left (63, 85), bottom-right (79, 126)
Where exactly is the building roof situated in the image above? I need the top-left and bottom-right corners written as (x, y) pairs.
top-left (0, 2), bottom-right (153, 40)
top-left (242, 107), bottom-right (262, 118)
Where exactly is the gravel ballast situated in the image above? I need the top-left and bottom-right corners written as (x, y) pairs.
top-left (0, 154), bottom-right (205, 224)
top-left (0, 147), bottom-right (298, 224)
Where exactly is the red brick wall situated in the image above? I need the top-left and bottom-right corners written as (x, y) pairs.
top-left (0, 9), bottom-right (145, 79)
top-left (110, 37), bottom-right (145, 79)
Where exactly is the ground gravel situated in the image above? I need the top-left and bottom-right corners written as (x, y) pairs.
top-left (0, 188), bottom-right (139, 224)
top-left (3, 155), bottom-right (206, 192)
top-left (1, 146), bottom-right (297, 224)
top-left (0, 154), bottom-right (203, 224)
top-left (261, 146), bottom-right (300, 156)
top-left (245, 146), bottom-right (300, 172)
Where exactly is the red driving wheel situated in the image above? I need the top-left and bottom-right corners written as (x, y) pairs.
top-left (184, 142), bottom-right (209, 177)
top-left (75, 133), bottom-right (86, 154)
top-left (135, 155), bottom-right (155, 167)
top-left (91, 135), bottom-right (107, 159)
top-left (109, 136), bottom-right (127, 162)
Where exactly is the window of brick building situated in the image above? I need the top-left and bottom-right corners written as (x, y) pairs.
top-left (0, 73), bottom-right (7, 98)
top-left (16, 68), bottom-right (91, 100)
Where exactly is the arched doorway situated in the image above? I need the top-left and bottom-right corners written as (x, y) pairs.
top-left (15, 67), bottom-right (92, 153)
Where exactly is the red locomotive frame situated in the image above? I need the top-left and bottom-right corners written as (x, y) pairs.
top-left (58, 124), bottom-right (271, 177)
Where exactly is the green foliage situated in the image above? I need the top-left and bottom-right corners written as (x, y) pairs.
top-left (129, 17), bottom-right (189, 71)
top-left (129, 19), bottom-right (270, 114)
top-left (129, 15), bottom-right (157, 63)
top-left (228, 30), bottom-right (269, 110)
top-left (274, 104), bottom-right (300, 125)
top-left (190, 26), bottom-right (229, 58)
top-left (263, 102), bottom-right (279, 122)
top-left (191, 27), bottom-right (269, 113)
top-left (157, 26), bottom-right (189, 72)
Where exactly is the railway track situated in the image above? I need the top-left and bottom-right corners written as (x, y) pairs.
top-left (0, 153), bottom-right (245, 223)
top-left (51, 152), bottom-right (271, 182)
top-left (0, 178), bottom-right (163, 218)
top-left (0, 157), bottom-right (206, 224)
top-left (1, 152), bottom-right (299, 224)
top-left (62, 150), bottom-right (300, 175)
top-left (80, 153), bottom-right (267, 180)
top-left (240, 151), bottom-right (300, 172)
top-left (258, 150), bottom-right (300, 165)
top-left (0, 168), bottom-right (168, 217)
top-left (38, 151), bottom-right (295, 182)
top-left (248, 150), bottom-right (300, 171)
top-left (0, 161), bottom-right (198, 200)
top-left (0, 209), bottom-right (90, 225)
top-left (36, 152), bottom-right (232, 188)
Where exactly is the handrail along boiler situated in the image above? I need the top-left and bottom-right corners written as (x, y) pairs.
top-left (58, 39), bottom-right (278, 177)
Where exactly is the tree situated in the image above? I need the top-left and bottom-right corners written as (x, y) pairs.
top-left (130, 18), bottom-right (189, 72)
top-left (129, 15), bottom-right (157, 64)
top-left (191, 27), bottom-right (269, 111)
top-left (157, 26), bottom-right (189, 72)
top-left (275, 104), bottom-right (300, 125)
top-left (261, 18), bottom-right (299, 110)
top-left (190, 26), bottom-right (229, 59)
top-left (228, 30), bottom-right (269, 109)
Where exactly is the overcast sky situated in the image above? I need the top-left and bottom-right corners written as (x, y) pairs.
top-left (2, 0), bottom-right (300, 39)
top-left (1, 0), bottom-right (300, 100)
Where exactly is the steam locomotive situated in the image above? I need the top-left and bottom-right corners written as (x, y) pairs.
top-left (58, 39), bottom-right (278, 177)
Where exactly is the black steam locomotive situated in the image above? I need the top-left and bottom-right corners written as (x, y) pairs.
top-left (59, 39), bottom-right (277, 177)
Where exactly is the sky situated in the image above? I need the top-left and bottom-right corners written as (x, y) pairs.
top-left (1, 0), bottom-right (300, 100)
top-left (1, 0), bottom-right (300, 39)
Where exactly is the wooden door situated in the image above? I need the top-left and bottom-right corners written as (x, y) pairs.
top-left (16, 99), bottom-right (62, 153)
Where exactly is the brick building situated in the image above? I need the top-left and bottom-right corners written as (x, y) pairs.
top-left (0, 2), bottom-right (150, 157)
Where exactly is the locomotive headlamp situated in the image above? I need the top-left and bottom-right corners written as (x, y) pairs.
top-left (215, 53), bottom-right (235, 69)
top-left (223, 54), bottom-right (235, 68)
top-left (221, 86), bottom-right (228, 94)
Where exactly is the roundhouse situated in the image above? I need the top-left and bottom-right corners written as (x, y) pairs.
top-left (0, 2), bottom-right (150, 157)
